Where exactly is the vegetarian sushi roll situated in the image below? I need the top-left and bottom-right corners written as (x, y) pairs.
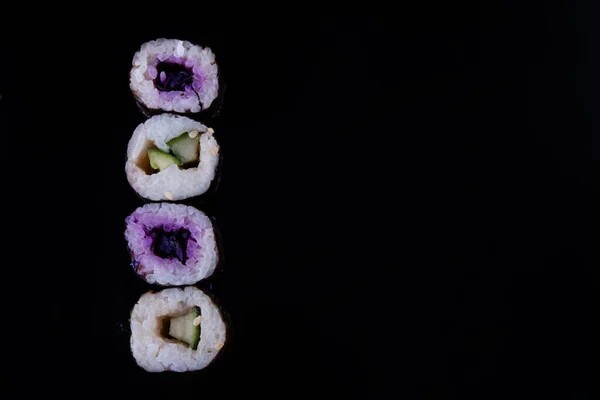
top-left (129, 38), bottom-right (222, 116)
top-left (125, 113), bottom-right (220, 201)
top-left (130, 286), bottom-right (227, 373)
top-left (125, 203), bottom-right (218, 286)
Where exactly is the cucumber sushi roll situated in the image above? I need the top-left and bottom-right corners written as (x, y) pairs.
top-left (130, 286), bottom-right (227, 372)
top-left (129, 38), bottom-right (221, 115)
top-left (125, 113), bottom-right (220, 201)
top-left (125, 203), bottom-right (218, 286)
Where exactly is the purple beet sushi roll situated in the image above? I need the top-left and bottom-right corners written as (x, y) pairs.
top-left (130, 38), bottom-right (220, 115)
top-left (125, 203), bottom-right (218, 286)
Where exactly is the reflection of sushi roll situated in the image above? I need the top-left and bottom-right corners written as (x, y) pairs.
top-left (130, 286), bottom-right (227, 373)
top-left (125, 113), bottom-right (220, 201)
top-left (125, 203), bottom-right (218, 286)
top-left (129, 38), bottom-right (221, 116)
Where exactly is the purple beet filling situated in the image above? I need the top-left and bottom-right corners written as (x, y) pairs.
top-left (154, 62), bottom-right (194, 92)
top-left (149, 227), bottom-right (191, 264)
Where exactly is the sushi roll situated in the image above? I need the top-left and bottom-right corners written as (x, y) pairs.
top-left (129, 38), bottom-right (223, 116)
top-left (125, 203), bottom-right (218, 286)
top-left (130, 286), bottom-right (227, 373)
top-left (125, 113), bottom-right (220, 201)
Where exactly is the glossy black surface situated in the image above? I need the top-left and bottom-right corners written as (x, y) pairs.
top-left (3, 4), bottom-right (600, 398)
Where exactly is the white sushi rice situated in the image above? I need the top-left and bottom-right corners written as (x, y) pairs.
top-left (125, 203), bottom-right (218, 286)
top-left (130, 38), bottom-right (219, 113)
top-left (125, 113), bottom-right (220, 201)
top-left (130, 286), bottom-right (227, 373)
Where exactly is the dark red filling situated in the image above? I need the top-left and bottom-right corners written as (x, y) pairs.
top-left (149, 227), bottom-right (191, 264)
top-left (154, 62), bottom-right (194, 92)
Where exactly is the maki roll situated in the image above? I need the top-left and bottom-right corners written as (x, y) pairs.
top-left (125, 113), bottom-right (220, 201)
top-left (125, 203), bottom-right (218, 286)
top-left (129, 38), bottom-right (222, 116)
top-left (130, 286), bottom-right (227, 372)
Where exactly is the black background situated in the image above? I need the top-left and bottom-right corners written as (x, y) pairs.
top-left (2, 3), bottom-right (599, 397)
